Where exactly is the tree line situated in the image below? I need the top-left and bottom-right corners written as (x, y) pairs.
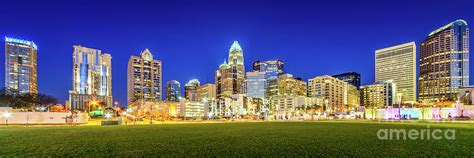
top-left (0, 88), bottom-right (58, 109)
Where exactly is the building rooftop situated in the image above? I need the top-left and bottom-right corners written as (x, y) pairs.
top-left (428, 19), bottom-right (468, 36)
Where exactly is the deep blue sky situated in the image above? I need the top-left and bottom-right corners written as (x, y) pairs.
top-left (0, 0), bottom-right (473, 106)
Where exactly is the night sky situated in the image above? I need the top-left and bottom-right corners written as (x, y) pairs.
top-left (0, 0), bottom-right (473, 106)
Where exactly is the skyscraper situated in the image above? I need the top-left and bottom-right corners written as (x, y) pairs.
top-left (253, 60), bottom-right (284, 80)
top-left (69, 45), bottom-right (112, 111)
top-left (166, 80), bottom-right (181, 102)
top-left (127, 48), bottom-right (162, 105)
top-left (246, 71), bottom-right (267, 99)
top-left (375, 42), bottom-right (416, 103)
top-left (419, 20), bottom-right (469, 102)
top-left (228, 41), bottom-right (246, 93)
top-left (4, 37), bottom-right (38, 95)
top-left (332, 72), bottom-right (361, 89)
top-left (216, 41), bottom-right (245, 98)
top-left (184, 79), bottom-right (200, 102)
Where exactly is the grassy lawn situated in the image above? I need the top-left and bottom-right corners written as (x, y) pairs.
top-left (0, 121), bottom-right (473, 156)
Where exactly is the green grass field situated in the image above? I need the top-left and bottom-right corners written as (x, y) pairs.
top-left (0, 121), bottom-right (473, 157)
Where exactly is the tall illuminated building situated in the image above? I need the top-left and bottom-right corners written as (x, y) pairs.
top-left (308, 75), bottom-right (358, 112)
top-left (246, 71), bottom-right (267, 99)
top-left (165, 80), bottom-right (181, 102)
top-left (69, 45), bottom-right (112, 111)
top-left (419, 20), bottom-right (469, 102)
top-left (4, 37), bottom-right (38, 95)
top-left (375, 42), bottom-right (416, 103)
top-left (127, 48), bottom-right (162, 105)
top-left (216, 41), bottom-right (245, 98)
top-left (184, 79), bottom-right (200, 102)
top-left (253, 60), bottom-right (284, 80)
top-left (253, 60), bottom-right (284, 101)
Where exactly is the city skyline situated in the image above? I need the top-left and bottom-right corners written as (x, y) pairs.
top-left (0, 0), bottom-right (473, 105)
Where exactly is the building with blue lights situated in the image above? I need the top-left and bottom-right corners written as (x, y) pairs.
top-left (68, 45), bottom-right (113, 111)
top-left (419, 19), bottom-right (470, 102)
top-left (246, 71), bottom-right (267, 100)
top-left (332, 72), bottom-right (361, 90)
top-left (166, 80), bottom-right (181, 102)
top-left (252, 60), bottom-right (284, 80)
top-left (4, 37), bottom-right (38, 95)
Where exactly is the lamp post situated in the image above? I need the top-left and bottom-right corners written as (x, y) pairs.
top-left (89, 100), bottom-right (98, 120)
top-left (114, 101), bottom-right (119, 117)
top-left (397, 93), bottom-right (403, 120)
top-left (3, 112), bottom-right (12, 126)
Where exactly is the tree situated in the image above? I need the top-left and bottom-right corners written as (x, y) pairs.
top-left (0, 88), bottom-right (58, 109)
top-left (36, 94), bottom-right (58, 106)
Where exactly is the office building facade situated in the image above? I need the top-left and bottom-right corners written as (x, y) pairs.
top-left (376, 42), bottom-right (417, 103)
top-left (127, 48), bottom-right (162, 105)
top-left (253, 60), bottom-right (284, 79)
top-left (246, 71), bottom-right (267, 100)
top-left (332, 72), bottom-right (360, 89)
top-left (69, 45), bottom-right (112, 110)
top-left (360, 80), bottom-right (397, 108)
top-left (308, 75), bottom-right (346, 113)
top-left (197, 83), bottom-right (216, 101)
top-left (184, 79), bottom-right (200, 102)
top-left (165, 80), bottom-right (181, 102)
top-left (419, 19), bottom-right (469, 102)
top-left (4, 37), bottom-right (38, 95)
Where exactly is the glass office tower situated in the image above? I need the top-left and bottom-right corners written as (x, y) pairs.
top-left (419, 20), bottom-right (469, 102)
top-left (4, 37), bottom-right (38, 95)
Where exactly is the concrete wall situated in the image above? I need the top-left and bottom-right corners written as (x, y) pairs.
top-left (0, 112), bottom-right (88, 125)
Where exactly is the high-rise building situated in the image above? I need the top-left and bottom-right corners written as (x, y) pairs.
top-left (4, 37), bottom-right (38, 95)
top-left (253, 60), bottom-right (284, 79)
top-left (197, 83), bottom-right (216, 101)
top-left (69, 45), bottom-right (112, 111)
top-left (419, 20), bottom-right (469, 102)
top-left (332, 72), bottom-right (361, 89)
top-left (376, 42), bottom-right (416, 103)
top-left (165, 80), bottom-right (181, 102)
top-left (246, 71), bottom-right (267, 100)
top-left (184, 79), bottom-right (200, 102)
top-left (360, 80), bottom-right (397, 108)
top-left (266, 78), bottom-right (279, 100)
top-left (216, 41), bottom-right (245, 98)
top-left (308, 75), bottom-right (353, 113)
top-left (127, 48), bottom-right (162, 105)
top-left (277, 74), bottom-right (307, 97)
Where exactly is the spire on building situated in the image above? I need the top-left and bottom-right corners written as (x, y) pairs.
top-left (219, 59), bottom-right (229, 69)
top-left (140, 48), bottom-right (153, 61)
top-left (229, 41), bottom-right (242, 53)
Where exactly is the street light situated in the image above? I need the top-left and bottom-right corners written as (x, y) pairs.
top-left (2, 111), bottom-right (12, 126)
top-left (104, 113), bottom-right (112, 119)
top-left (88, 100), bottom-right (98, 119)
